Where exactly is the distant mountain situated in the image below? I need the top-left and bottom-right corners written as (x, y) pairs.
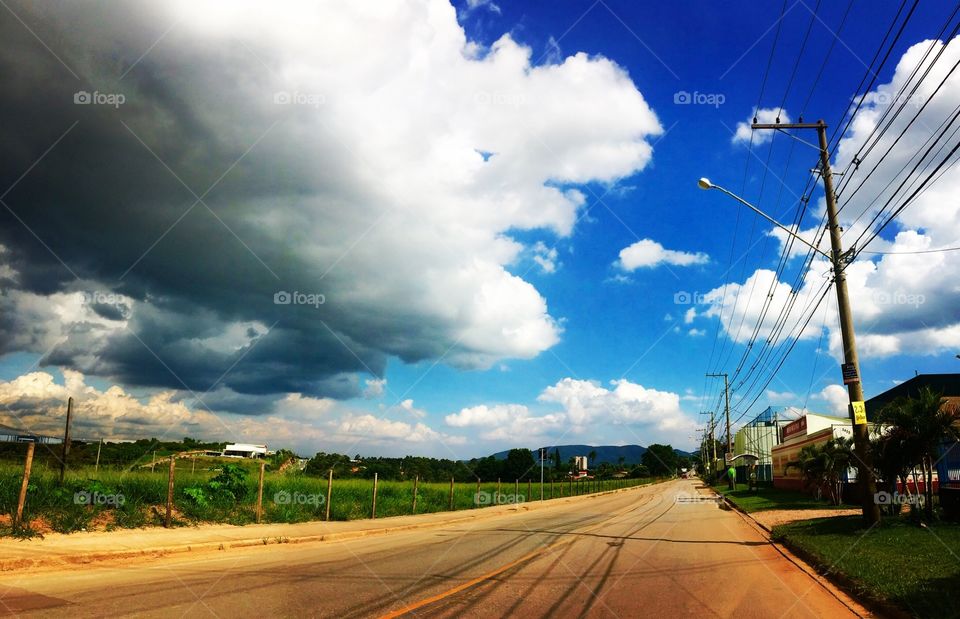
top-left (488, 444), bottom-right (692, 465)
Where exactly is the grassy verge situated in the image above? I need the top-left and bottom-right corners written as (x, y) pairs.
top-left (0, 462), bottom-right (655, 536)
top-left (772, 516), bottom-right (960, 618)
top-left (712, 482), bottom-right (853, 513)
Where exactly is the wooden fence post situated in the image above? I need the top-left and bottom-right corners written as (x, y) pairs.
top-left (496, 478), bottom-right (501, 505)
top-left (165, 456), bottom-right (175, 528)
top-left (14, 442), bottom-right (35, 529)
top-left (412, 474), bottom-right (419, 514)
top-left (191, 455), bottom-right (196, 474)
top-left (58, 397), bottom-right (73, 485)
top-left (94, 438), bottom-right (102, 474)
top-left (325, 469), bottom-right (333, 521)
top-left (515, 479), bottom-right (519, 500)
top-left (550, 479), bottom-right (554, 499)
top-left (527, 479), bottom-right (531, 502)
top-left (371, 473), bottom-right (378, 519)
top-left (475, 478), bottom-right (481, 508)
top-left (255, 461), bottom-right (265, 524)
top-left (448, 477), bottom-right (455, 511)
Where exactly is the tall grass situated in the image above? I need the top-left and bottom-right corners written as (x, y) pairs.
top-left (0, 460), bottom-right (653, 536)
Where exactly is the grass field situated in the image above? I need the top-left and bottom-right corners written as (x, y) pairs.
top-left (772, 516), bottom-right (960, 618)
top-left (712, 482), bottom-right (853, 513)
top-left (0, 460), bottom-right (652, 536)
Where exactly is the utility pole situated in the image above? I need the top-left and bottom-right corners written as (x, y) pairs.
top-left (58, 397), bottom-right (73, 485)
top-left (706, 373), bottom-right (731, 460)
top-left (747, 119), bottom-right (880, 525)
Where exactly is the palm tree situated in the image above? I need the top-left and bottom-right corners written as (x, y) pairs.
top-left (875, 386), bottom-right (960, 519)
top-left (871, 430), bottom-right (915, 516)
top-left (786, 437), bottom-right (853, 505)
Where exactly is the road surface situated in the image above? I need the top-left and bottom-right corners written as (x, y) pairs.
top-left (0, 480), bottom-right (864, 618)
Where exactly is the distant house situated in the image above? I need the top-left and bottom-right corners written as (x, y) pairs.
top-left (222, 443), bottom-right (268, 458)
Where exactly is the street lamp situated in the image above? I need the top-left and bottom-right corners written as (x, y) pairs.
top-left (696, 179), bottom-right (831, 260)
top-left (698, 164), bottom-right (882, 525)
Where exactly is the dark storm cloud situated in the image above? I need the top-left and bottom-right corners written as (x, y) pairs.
top-left (0, 1), bottom-right (384, 402)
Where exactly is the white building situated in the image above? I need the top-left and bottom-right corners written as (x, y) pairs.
top-left (222, 443), bottom-right (268, 458)
top-left (574, 455), bottom-right (588, 471)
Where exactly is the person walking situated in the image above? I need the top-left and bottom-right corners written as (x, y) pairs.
top-left (727, 465), bottom-right (736, 491)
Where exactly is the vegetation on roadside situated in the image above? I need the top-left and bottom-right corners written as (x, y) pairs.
top-left (0, 458), bottom-right (656, 537)
top-left (785, 437), bottom-right (855, 505)
top-left (772, 516), bottom-right (960, 619)
top-left (712, 482), bottom-right (853, 513)
top-left (872, 386), bottom-right (960, 521)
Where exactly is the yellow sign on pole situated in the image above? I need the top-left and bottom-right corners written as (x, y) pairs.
top-left (852, 401), bottom-right (867, 425)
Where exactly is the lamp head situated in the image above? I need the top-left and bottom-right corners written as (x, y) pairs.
top-left (697, 177), bottom-right (713, 190)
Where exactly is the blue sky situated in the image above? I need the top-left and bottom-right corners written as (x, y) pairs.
top-left (382, 0), bottom-right (960, 443)
top-left (1, 0), bottom-right (959, 458)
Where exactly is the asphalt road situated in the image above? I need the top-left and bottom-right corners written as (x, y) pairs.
top-left (0, 480), bottom-right (864, 618)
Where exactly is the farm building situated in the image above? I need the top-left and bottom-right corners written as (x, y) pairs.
top-left (222, 443), bottom-right (268, 458)
top-left (0, 423), bottom-right (61, 444)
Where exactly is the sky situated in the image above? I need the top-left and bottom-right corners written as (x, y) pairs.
top-left (1, 0), bottom-right (959, 459)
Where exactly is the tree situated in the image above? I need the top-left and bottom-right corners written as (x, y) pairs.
top-left (587, 450), bottom-right (597, 468)
top-left (875, 386), bottom-right (960, 519)
top-left (641, 444), bottom-right (678, 477)
top-left (786, 437), bottom-right (853, 505)
top-left (502, 448), bottom-right (536, 481)
top-left (629, 464), bottom-right (650, 479)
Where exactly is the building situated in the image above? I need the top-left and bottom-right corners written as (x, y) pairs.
top-left (573, 455), bottom-right (588, 471)
top-left (222, 443), bottom-right (268, 458)
top-left (865, 373), bottom-right (960, 417)
top-left (0, 423), bottom-right (61, 444)
top-left (771, 413), bottom-right (862, 492)
top-left (733, 406), bottom-right (803, 482)
top-left (866, 374), bottom-right (960, 507)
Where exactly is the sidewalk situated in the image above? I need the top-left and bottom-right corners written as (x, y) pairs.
top-left (0, 484), bottom-right (647, 573)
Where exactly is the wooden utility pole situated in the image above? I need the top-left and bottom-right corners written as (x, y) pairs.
top-left (94, 438), bottom-right (102, 473)
top-left (751, 120), bottom-right (880, 525)
top-left (165, 456), bottom-right (175, 528)
top-left (58, 397), bottom-right (73, 485)
top-left (411, 475), bottom-right (419, 514)
top-left (15, 442), bottom-right (35, 529)
top-left (371, 473), bottom-right (378, 519)
top-left (448, 477), bottom-right (455, 511)
top-left (706, 374), bottom-right (731, 459)
top-left (255, 461), bottom-right (265, 524)
top-left (325, 469), bottom-right (333, 521)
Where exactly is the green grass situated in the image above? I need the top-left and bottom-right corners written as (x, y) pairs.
top-left (773, 516), bottom-right (960, 618)
top-left (0, 461), bottom-right (653, 536)
top-left (712, 482), bottom-right (853, 513)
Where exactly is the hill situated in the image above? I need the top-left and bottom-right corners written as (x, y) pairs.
top-left (489, 444), bottom-right (692, 465)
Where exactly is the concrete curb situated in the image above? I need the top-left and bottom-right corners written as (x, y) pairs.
top-left (0, 483), bottom-right (654, 574)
